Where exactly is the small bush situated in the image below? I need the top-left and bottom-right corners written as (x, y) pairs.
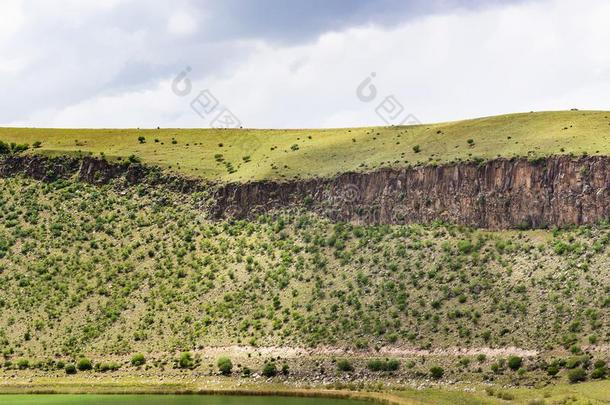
top-left (217, 357), bottom-right (233, 376)
top-left (508, 356), bottom-right (523, 371)
top-left (16, 359), bottom-right (29, 370)
top-left (178, 352), bottom-right (194, 369)
top-left (262, 362), bottom-right (277, 377)
top-left (567, 367), bottom-right (586, 383)
top-left (547, 365), bottom-right (559, 376)
top-left (430, 366), bottom-right (444, 379)
top-left (77, 358), bottom-right (92, 371)
top-left (412, 145), bottom-right (421, 153)
top-left (591, 367), bottom-right (606, 379)
top-left (131, 353), bottom-right (145, 366)
top-left (138, 136), bottom-right (146, 144)
top-left (65, 364), bottom-right (77, 375)
top-left (337, 359), bottom-right (354, 372)
top-left (0, 141), bottom-right (10, 154)
top-left (367, 358), bottom-right (400, 372)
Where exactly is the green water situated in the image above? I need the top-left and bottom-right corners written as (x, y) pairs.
top-left (0, 395), bottom-right (368, 405)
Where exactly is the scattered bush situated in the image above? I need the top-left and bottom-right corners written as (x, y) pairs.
top-left (337, 359), bottom-right (354, 372)
top-left (262, 362), bottom-right (277, 377)
top-left (217, 357), bottom-right (233, 375)
top-left (508, 356), bottom-right (523, 371)
top-left (547, 365), bottom-right (559, 376)
top-left (77, 358), bottom-right (93, 371)
top-left (430, 366), bottom-right (444, 379)
top-left (131, 353), bottom-right (145, 366)
top-left (178, 352), bottom-right (194, 369)
top-left (367, 358), bottom-right (400, 372)
top-left (16, 359), bottom-right (29, 370)
top-left (591, 367), bottom-right (606, 379)
top-left (65, 364), bottom-right (77, 374)
top-left (567, 367), bottom-right (586, 383)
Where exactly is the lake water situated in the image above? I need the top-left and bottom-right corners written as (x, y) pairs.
top-left (0, 395), bottom-right (369, 405)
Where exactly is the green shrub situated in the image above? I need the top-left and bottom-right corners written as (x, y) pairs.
top-left (430, 366), bottom-right (444, 379)
top-left (591, 367), bottom-right (606, 379)
top-left (367, 359), bottom-right (385, 372)
top-left (77, 358), bottom-right (92, 371)
top-left (178, 352), bottom-right (194, 369)
top-left (65, 364), bottom-right (77, 374)
top-left (217, 357), bottom-right (233, 375)
top-left (0, 141), bottom-right (10, 154)
top-left (547, 365), bottom-right (559, 376)
top-left (508, 356), bottom-right (522, 371)
top-left (337, 359), bottom-right (354, 372)
top-left (567, 367), bottom-right (586, 383)
top-left (96, 362), bottom-right (119, 372)
top-left (16, 359), bottom-right (29, 370)
top-left (262, 362), bottom-right (277, 377)
top-left (367, 358), bottom-right (400, 372)
top-left (131, 353), bottom-right (145, 366)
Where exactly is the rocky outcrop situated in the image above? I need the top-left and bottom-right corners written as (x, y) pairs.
top-left (0, 155), bottom-right (203, 193)
top-left (213, 156), bottom-right (610, 229)
top-left (1, 154), bottom-right (609, 229)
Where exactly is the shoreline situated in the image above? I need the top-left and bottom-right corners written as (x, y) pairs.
top-left (0, 382), bottom-right (405, 404)
top-left (1, 377), bottom-right (609, 404)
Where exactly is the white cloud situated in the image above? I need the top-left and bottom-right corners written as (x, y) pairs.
top-left (0, 0), bottom-right (25, 43)
top-left (3, 0), bottom-right (610, 128)
top-left (167, 9), bottom-right (199, 37)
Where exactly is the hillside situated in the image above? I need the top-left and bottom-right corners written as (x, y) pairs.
top-left (0, 177), bottom-right (608, 383)
top-left (0, 111), bottom-right (609, 401)
top-left (1, 110), bottom-right (610, 182)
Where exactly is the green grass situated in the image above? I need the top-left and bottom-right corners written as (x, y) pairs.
top-left (394, 380), bottom-right (610, 404)
top-left (0, 176), bottom-right (608, 384)
top-left (2, 110), bottom-right (610, 182)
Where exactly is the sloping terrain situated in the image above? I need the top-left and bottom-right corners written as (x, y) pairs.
top-left (1, 110), bottom-right (610, 182)
top-left (0, 178), bottom-right (607, 359)
top-left (0, 111), bottom-right (608, 395)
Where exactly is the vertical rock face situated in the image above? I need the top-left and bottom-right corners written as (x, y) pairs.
top-left (1, 154), bottom-right (609, 229)
top-left (213, 156), bottom-right (610, 229)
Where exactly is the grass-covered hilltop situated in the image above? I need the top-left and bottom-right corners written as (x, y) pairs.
top-left (2, 110), bottom-right (610, 182)
top-left (0, 111), bottom-right (609, 404)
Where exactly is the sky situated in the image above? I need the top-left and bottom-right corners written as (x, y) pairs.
top-left (1, 0), bottom-right (610, 128)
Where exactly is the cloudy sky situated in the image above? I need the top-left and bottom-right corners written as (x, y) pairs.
top-left (1, 0), bottom-right (610, 128)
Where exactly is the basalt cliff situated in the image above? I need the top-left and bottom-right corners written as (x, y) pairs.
top-left (1, 154), bottom-right (609, 230)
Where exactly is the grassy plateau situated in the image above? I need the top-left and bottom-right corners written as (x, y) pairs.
top-left (1, 110), bottom-right (609, 182)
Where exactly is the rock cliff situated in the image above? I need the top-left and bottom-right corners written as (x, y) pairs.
top-left (1, 154), bottom-right (608, 229)
top-left (213, 156), bottom-right (610, 229)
